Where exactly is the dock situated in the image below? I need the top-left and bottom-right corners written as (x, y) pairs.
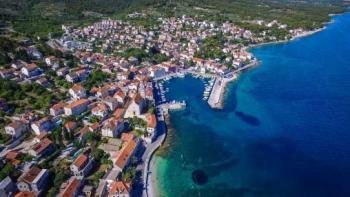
top-left (208, 60), bottom-right (259, 109)
top-left (158, 100), bottom-right (186, 114)
top-left (207, 77), bottom-right (226, 109)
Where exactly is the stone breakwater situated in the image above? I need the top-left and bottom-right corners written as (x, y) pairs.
top-left (207, 77), bottom-right (226, 109)
top-left (208, 61), bottom-right (259, 109)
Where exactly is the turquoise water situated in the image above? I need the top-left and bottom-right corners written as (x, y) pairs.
top-left (154, 10), bottom-right (350, 197)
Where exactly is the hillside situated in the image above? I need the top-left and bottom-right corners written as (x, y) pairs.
top-left (0, 0), bottom-right (348, 38)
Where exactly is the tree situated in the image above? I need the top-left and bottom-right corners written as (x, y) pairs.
top-left (0, 163), bottom-right (15, 180)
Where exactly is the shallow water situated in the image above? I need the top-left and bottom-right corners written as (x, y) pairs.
top-left (154, 10), bottom-right (350, 197)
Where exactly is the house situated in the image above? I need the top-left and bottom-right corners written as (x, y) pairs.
top-left (96, 85), bottom-right (114, 98)
top-left (21, 63), bottom-right (41, 77)
top-left (113, 108), bottom-right (125, 119)
top-left (64, 99), bottom-right (90, 116)
top-left (0, 68), bottom-right (15, 79)
top-left (14, 191), bottom-right (35, 197)
top-left (5, 151), bottom-right (22, 167)
top-left (69, 84), bottom-right (86, 100)
top-left (28, 138), bottom-right (54, 158)
top-left (64, 121), bottom-right (77, 133)
top-left (66, 72), bottom-right (79, 83)
top-left (5, 120), bottom-right (28, 139)
top-left (91, 103), bottom-right (109, 119)
top-left (0, 176), bottom-right (17, 197)
top-left (30, 117), bottom-right (52, 136)
top-left (50, 102), bottom-right (66, 116)
top-left (145, 113), bottom-right (157, 143)
top-left (113, 133), bottom-right (140, 172)
top-left (56, 67), bottom-right (69, 77)
top-left (17, 167), bottom-right (49, 196)
top-left (82, 185), bottom-right (93, 197)
top-left (76, 126), bottom-right (90, 143)
top-left (35, 77), bottom-right (50, 87)
top-left (11, 60), bottom-right (26, 69)
top-left (103, 96), bottom-right (119, 111)
top-left (101, 118), bottom-right (125, 138)
top-left (33, 132), bottom-right (48, 144)
top-left (123, 94), bottom-right (146, 119)
top-left (45, 56), bottom-right (56, 66)
top-left (145, 87), bottom-right (154, 101)
top-left (76, 69), bottom-right (89, 81)
top-left (58, 177), bottom-right (83, 197)
top-left (26, 47), bottom-right (43, 60)
top-left (108, 181), bottom-right (130, 197)
top-left (113, 91), bottom-right (126, 105)
top-left (70, 153), bottom-right (94, 178)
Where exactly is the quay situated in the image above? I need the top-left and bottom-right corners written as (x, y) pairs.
top-left (141, 100), bottom-right (186, 197)
top-left (158, 100), bottom-right (186, 114)
top-left (208, 60), bottom-right (259, 109)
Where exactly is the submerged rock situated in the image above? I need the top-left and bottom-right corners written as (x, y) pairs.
top-left (192, 169), bottom-right (208, 185)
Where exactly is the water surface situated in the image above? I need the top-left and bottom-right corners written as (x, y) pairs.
top-left (154, 11), bottom-right (350, 197)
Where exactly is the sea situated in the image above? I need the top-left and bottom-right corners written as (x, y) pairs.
top-left (153, 10), bottom-right (350, 197)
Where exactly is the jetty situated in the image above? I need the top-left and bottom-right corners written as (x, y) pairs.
top-left (158, 100), bottom-right (186, 114)
top-left (208, 60), bottom-right (259, 109)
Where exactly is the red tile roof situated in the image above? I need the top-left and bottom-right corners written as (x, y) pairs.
top-left (32, 138), bottom-right (52, 154)
top-left (59, 177), bottom-right (81, 197)
top-left (15, 191), bottom-right (35, 197)
top-left (65, 99), bottom-right (90, 109)
top-left (115, 133), bottom-right (138, 170)
top-left (20, 167), bottom-right (42, 183)
top-left (73, 154), bottom-right (88, 170)
top-left (109, 181), bottom-right (130, 195)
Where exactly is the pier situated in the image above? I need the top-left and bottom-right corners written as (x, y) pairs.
top-left (158, 100), bottom-right (186, 114)
top-left (207, 77), bottom-right (226, 109)
top-left (208, 61), bottom-right (259, 109)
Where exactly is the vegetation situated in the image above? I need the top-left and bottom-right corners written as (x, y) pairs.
top-left (46, 159), bottom-right (71, 197)
top-left (18, 153), bottom-right (35, 162)
top-left (194, 33), bottom-right (226, 60)
top-left (128, 116), bottom-right (147, 130)
top-left (0, 0), bottom-right (347, 41)
top-left (0, 162), bottom-right (18, 181)
top-left (38, 149), bottom-right (60, 169)
top-left (83, 70), bottom-right (109, 90)
top-left (0, 132), bottom-right (11, 144)
top-left (0, 79), bottom-right (59, 113)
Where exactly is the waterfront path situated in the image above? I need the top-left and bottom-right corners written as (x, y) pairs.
top-left (140, 104), bottom-right (168, 197)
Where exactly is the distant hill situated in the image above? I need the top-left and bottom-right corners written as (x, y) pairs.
top-left (0, 0), bottom-right (348, 37)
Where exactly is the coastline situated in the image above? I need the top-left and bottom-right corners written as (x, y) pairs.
top-left (146, 19), bottom-right (335, 197)
top-left (208, 26), bottom-right (328, 109)
top-left (247, 26), bottom-right (327, 50)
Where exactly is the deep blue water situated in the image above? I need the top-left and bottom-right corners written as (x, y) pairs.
top-left (154, 11), bottom-right (350, 197)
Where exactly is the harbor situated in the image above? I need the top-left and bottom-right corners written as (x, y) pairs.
top-left (208, 60), bottom-right (259, 109)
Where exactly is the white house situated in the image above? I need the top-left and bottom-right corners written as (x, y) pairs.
top-left (101, 118), bottom-right (124, 138)
top-left (69, 84), bottom-right (87, 100)
top-left (70, 154), bottom-right (94, 178)
top-left (17, 167), bottom-right (49, 196)
top-left (5, 121), bottom-right (27, 139)
top-left (64, 99), bottom-right (90, 116)
top-left (30, 117), bottom-right (52, 136)
top-left (21, 63), bottom-right (41, 77)
top-left (91, 103), bottom-right (109, 119)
